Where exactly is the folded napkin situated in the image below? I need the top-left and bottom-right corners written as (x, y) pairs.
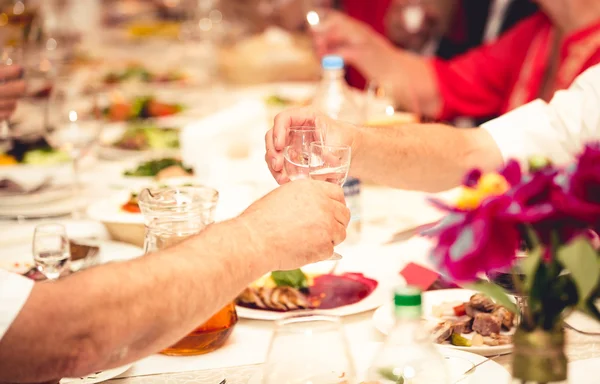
top-left (117, 323), bottom-right (273, 379)
top-left (399, 262), bottom-right (459, 291)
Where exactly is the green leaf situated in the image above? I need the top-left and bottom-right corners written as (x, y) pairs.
top-left (556, 236), bottom-right (600, 306)
top-left (466, 281), bottom-right (517, 313)
top-left (271, 269), bottom-right (309, 289)
top-left (518, 247), bottom-right (542, 293)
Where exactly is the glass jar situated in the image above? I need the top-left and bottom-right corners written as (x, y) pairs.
top-left (138, 185), bottom-right (238, 356)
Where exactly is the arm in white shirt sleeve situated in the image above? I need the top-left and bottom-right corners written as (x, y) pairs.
top-left (482, 65), bottom-right (600, 167)
top-left (0, 269), bottom-right (34, 341)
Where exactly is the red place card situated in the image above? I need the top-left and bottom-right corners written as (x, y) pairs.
top-left (400, 262), bottom-right (440, 291)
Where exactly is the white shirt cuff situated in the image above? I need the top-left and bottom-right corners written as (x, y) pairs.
top-left (0, 270), bottom-right (34, 341)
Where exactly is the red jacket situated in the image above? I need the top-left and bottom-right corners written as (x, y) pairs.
top-left (432, 13), bottom-right (600, 120)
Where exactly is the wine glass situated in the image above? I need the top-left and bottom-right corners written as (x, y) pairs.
top-left (304, 0), bottom-right (334, 31)
top-left (308, 142), bottom-right (351, 186)
top-left (32, 223), bottom-right (71, 280)
top-left (309, 142), bottom-right (351, 261)
top-left (364, 80), bottom-right (420, 127)
top-left (263, 314), bottom-right (356, 384)
top-left (487, 255), bottom-right (528, 325)
top-left (45, 93), bottom-right (101, 214)
top-left (283, 126), bottom-right (323, 181)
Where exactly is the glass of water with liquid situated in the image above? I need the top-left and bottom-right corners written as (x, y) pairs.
top-left (32, 223), bottom-right (71, 280)
top-left (283, 126), bottom-right (324, 181)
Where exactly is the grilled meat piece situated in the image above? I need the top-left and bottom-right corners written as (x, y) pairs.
top-left (492, 306), bottom-right (516, 329)
top-left (452, 316), bottom-right (474, 334)
top-left (433, 321), bottom-right (453, 343)
top-left (464, 301), bottom-right (482, 318)
top-left (236, 286), bottom-right (312, 311)
top-left (469, 293), bottom-right (496, 312)
top-left (472, 313), bottom-right (502, 336)
top-left (482, 333), bottom-right (512, 346)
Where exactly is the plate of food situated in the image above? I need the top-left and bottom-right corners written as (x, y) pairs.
top-left (235, 266), bottom-right (392, 321)
top-left (98, 123), bottom-right (180, 160)
top-left (121, 157), bottom-right (193, 180)
top-left (372, 289), bottom-right (516, 356)
top-left (98, 94), bottom-right (185, 123)
top-left (101, 63), bottom-right (191, 87)
top-left (0, 238), bottom-right (143, 278)
top-left (60, 364), bottom-right (133, 384)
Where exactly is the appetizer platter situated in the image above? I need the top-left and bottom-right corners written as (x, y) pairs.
top-left (122, 157), bottom-right (192, 179)
top-left (0, 137), bottom-right (68, 167)
top-left (236, 267), bottom-right (392, 320)
top-left (101, 63), bottom-right (189, 86)
top-left (98, 124), bottom-right (180, 160)
top-left (99, 95), bottom-right (184, 122)
top-left (372, 289), bottom-right (516, 356)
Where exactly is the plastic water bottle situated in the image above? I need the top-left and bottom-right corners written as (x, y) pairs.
top-left (312, 55), bottom-right (363, 243)
top-left (367, 287), bottom-right (450, 384)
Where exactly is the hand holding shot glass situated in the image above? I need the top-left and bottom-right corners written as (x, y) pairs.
top-left (282, 125), bottom-right (351, 261)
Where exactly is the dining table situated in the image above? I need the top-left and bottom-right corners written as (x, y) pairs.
top-left (1, 29), bottom-right (600, 384)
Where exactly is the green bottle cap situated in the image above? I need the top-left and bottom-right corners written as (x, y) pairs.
top-left (394, 286), bottom-right (422, 307)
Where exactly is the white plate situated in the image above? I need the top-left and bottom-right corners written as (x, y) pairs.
top-left (0, 238), bottom-right (143, 275)
top-left (236, 256), bottom-right (403, 321)
top-left (61, 364), bottom-right (133, 384)
top-left (0, 183), bottom-right (74, 207)
top-left (248, 344), bottom-right (510, 384)
top-left (0, 194), bottom-right (91, 219)
top-left (372, 289), bottom-right (514, 356)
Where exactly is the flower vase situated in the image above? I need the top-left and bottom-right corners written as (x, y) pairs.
top-left (511, 327), bottom-right (568, 384)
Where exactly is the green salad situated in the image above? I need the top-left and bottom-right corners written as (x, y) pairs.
top-left (123, 158), bottom-right (193, 177)
top-left (114, 125), bottom-right (180, 151)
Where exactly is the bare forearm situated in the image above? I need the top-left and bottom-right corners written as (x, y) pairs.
top-left (351, 124), bottom-right (504, 192)
top-left (0, 218), bottom-right (267, 382)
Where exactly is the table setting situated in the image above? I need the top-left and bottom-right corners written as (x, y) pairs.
top-left (1, 1), bottom-right (600, 384)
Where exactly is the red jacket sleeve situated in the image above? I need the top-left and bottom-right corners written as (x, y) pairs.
top-left (432, 13), bottom-right (545, 121)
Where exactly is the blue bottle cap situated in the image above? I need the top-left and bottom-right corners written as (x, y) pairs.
top-left (322, 55), bottom-right (344, 70)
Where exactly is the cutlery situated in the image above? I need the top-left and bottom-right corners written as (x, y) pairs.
top-left (218, 380), bottom-right (226, 384)
top-left (564, 322), bottom-right (600, 336)
top-left (452, 354), bottom-right (501, 384)
top-left (385, 220), bottom-right (440, 244)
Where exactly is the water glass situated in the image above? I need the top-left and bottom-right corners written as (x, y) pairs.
top-left (308, 143), bottom-right (351, 186)
top-left (283, 126), bottom-right (324, 181)
top-left (263, 314), bottom-right (356, 384)
top-left (0, 46), bottom-right (23, 143)
top-left (32, 223), bottom-right (71, 280)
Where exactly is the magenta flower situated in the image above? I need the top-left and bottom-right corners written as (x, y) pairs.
top-left (553, 144), bottom-right (600, 231)
top-left (427, 196), bottom-right (520, 282)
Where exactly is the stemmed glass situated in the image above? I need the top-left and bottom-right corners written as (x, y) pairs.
top-left (263, 314), bottom-right (356, 384)
top-left (304, 0), bottom-right (334, 31)
top-left (309, 142), bottom-right (351, 261)
top-left (365, 80), bottom-right (420, 127)
top-left (32, 223), bottom-right (71, 280)
top-left (45, 93), bottom-right (101, 215)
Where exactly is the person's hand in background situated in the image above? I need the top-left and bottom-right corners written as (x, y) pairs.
top-left (0, 64), bottom-right (25, 120)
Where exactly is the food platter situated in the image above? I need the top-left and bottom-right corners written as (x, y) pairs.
top-left (236, 258), bottom-right (403, 321)
top-left (372, 289), bottom-right (515, 356)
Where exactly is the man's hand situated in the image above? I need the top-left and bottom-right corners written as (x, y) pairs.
top-left (0, 65), bottom-right (25, 120)
top-left (313, 11), bottom-right (402, 81)
top-left (265, 107), bottom-right (357, 184)
top-left (239, 180), bottom-right (351, 271)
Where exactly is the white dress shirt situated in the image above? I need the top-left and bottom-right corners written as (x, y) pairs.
top-left (483, 64), bottom-right (600, 167)
top-left (0, 269), bottom-right (34, 341)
